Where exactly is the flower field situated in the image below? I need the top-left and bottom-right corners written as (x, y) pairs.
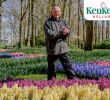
top-left (1, 0), bottom-right (110, 98)
top-left (0, 48), bottom-right (110, 99)
top-left (0, 78), bottom-right (110, 100)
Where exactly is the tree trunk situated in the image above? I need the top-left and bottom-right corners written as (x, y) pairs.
top-left (81, 12), bottom-right (85, 44)
top-left (23, 16), bottom-right (26, 42)
top-left (84, 20), bottom-right (93, 51)
top-left (80, 4), bottom-right (85, 45)
top-left (94, 21), bottom-right (98, 44)
top-left (108, 21), bottom-right (110, 39)
top-left (68, 0), bottom-right (73, 46)
top-left (106, 21), bottom-right (109, 39)
top-left (47, 0), bottom-right (55, 17)
top-left (0, 1), bottom-right (2, 41)
top-left (98, 24), bottom-right (101, 42)
top-left (93, 21), bottom-right (95, 44)
top-left (47, 0), bottom-right (52, 16)
top-left (27, 0), bottom-right (31, 47)
top-left (102, 21), bottom-right (104, 41)
top-left (18, 0), bottom-right (23, 48)
top-left (62, 0), bottom-right (67, 18)
top-left (13, 11), bottom-right (16, 46)
top-left (30, 0), bottom-right (35, 47)
top-left (51, 0), bottom-right (55, 7)
top-left (77, 0), bottom-right (80, 48)
top-left (96, 21), bottom-right (99, 42)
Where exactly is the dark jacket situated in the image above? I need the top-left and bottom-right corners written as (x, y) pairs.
top-left (44, 16), bottom-right (73, 55)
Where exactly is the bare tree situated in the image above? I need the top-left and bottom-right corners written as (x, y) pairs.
top-left (101, 21), bottom-right (104, 41)
top-left (18, 0), bottom-right (23, 48)
top-left (106, 21), bottom-right (109, 39)
top-left (84, 20), bottom-right (93, 51)
top-left (30, 0), bottom-right (35, 47)
top-left (80, 3), bottom-right (85, 43)
top-left (1, 0), bottom-right (105, 49)
top-left (51, 0), bottom-right (56, 7)
top-left (77, 0), bottom-right (80, 47)
top-left (62, 0), bottom-right (67, 18)
top-left (0, 1), bottom-right (2, 40)
top-left (68, 0), bottom-right (73, 46)
top-left (47, 0), bottom-right (52, 17)
top-left (0, 0), bottom-right (7, 4)
top-left (26, 0), bottom-right (31, 46)
top-left (98, 24), bottom-right (101, 42)
top-left (93, 21), bottom-right (98, 44)
top-left (18, 0), bottom-right (29, 48)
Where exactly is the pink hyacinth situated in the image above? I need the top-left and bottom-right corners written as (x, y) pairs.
top-left (89, 61), bottom-right (110, 67)
top-left (0, 49), bottom-right (7, 52)
top-left (10, 52), bottom-right (25, 56)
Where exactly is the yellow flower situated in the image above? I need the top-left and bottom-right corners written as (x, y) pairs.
top-left (15, 87), bottom-right (23, 99)
top-left (43, 86), bottom-right (50, 95)
top-left (42, 94), bottom-right (53, 100)
top-left (101, 88), bottom-right (110, 100)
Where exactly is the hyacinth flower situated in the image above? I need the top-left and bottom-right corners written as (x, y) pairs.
top-left (0, 49), bottom-right (7, 52)
top-left (0, 77), bottom-right (110, 90)
top-left (12, 56), bottom-right (29, 59)
top-left (0, 53), bottom-right (12, 58)
top-left (89, 60), bottom-right (110, 67)
top-left (10, 52), bottom-right (25, 56)
top-left (1, 83), bottom-right (110, 99)
top-left (56, 63), bottom-right (110, 78)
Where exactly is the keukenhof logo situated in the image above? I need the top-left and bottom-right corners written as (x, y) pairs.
top-left (84, 0), bottom-right (110, 20)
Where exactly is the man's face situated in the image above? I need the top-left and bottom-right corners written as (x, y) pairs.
top-left (52, 6), bottom-right (61, 19)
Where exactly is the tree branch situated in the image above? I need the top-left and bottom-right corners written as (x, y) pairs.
top-left (0, 0), bottom-right (7, 4)
top-left (20, 1), bottom-right (29, 21)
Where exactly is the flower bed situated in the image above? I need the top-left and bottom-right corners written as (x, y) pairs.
top-left (0, 78), bottom-right (110, 90)
top-left (12, 56), bottom-right (29, 59)
top-left (89, 61), bottom-right (110, 67)
top-left (0, 49), bottom-right (7, 52)
top-left (57, 63), bottom-right (110, 78)
top-left (0, 78), bottom-right (110, 99)
top-left (10, 52), bottom-right (25, 56)
top-left (0, 52), bottom-right (45, 59)
top-left (0, 54), bottom-right (12, 58)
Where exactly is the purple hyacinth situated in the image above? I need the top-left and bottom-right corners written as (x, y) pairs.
top-left (1, 78), bottom-right (110, 90)
top-left (56, 63), bottom-right (110, 78)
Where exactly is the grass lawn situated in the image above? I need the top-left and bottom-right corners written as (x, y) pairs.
top-left (16, 74), bottom-right (67, 80)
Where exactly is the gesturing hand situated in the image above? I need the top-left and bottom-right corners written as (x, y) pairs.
top-left (63, 27), bottom-right (70, 35)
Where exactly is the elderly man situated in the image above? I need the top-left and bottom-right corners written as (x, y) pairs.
top-left (44, 5), bottom-right (76, 80)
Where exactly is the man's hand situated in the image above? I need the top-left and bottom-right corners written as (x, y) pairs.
top-left (62, 27), bottom-right (70, 35)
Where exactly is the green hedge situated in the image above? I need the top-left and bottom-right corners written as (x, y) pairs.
top-left (93, 39), bottom-right (110, 49)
